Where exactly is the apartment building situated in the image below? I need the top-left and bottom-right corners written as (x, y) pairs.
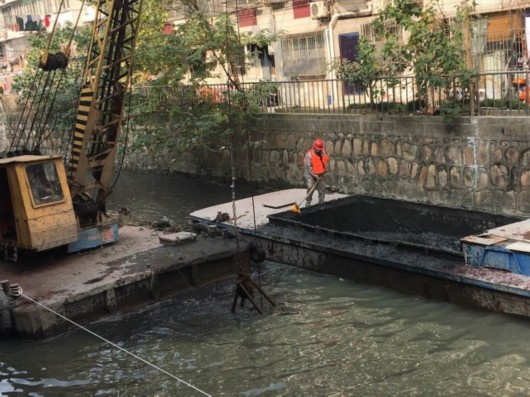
top-left (196, 0), bottom-right (529, 85)
top-left (206, 0), bottom-right (378, 83)
top-left (0, 0), bottom-right (93, 92)
top-left (0, 0), bottom-right (525, 92)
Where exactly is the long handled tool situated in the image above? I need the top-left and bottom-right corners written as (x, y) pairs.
top-left (263, 201), bottom-right (296, 209)
top-left (291, 176), bottom-right (320, 214)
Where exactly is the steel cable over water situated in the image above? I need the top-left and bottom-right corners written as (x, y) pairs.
top-left (18, 291), bottom-right (214, 397)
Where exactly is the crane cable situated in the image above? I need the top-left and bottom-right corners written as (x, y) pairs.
top-left (22, 70), bottom-right (58, 149)
top-left (9, 69), bottom-right (51, 152)
top-left (234, 23), bottom-right (265, 309)
top-left (17, 289), bottom-right (213, 397)
top-left (10, 0), bottom-right (67, 152)
top-left (223, 1), bottom-right (242, 274)
top-left (34, 0), bottom-right (87, 152)
top-left (10, 0), bottom-right (86, 154)
top-left (217, 0), bottom-right (268, 313)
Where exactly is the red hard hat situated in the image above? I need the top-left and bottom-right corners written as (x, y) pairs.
top-left (313, 139), bottom-right (324, 150)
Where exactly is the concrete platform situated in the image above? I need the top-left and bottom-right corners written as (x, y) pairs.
top-left (190, 188), bottom-right (347, 230)
top-left (0, 226), bottom-right (248, 339)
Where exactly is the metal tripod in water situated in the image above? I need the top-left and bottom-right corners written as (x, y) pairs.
top-left (231, 271), bottom-right (275, 315)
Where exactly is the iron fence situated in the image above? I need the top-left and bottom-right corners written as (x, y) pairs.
top-left (129, 70), bottom-right (530, 117)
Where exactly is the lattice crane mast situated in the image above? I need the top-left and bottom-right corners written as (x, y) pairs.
top-left (0, 0), bottom-right (143, 257)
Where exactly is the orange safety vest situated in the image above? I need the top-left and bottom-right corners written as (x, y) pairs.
top-left (309, 149), bottom-right (329, 175)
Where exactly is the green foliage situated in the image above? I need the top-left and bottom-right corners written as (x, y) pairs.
top-left (346, 100), bottom-right (418, 114)
top-left (438, 99), bottom-right (467, 122)
top-left (333, 0), bottom-right (477, 117)
top-left (479, 98), bottom-right (529, 110)
top-left (8, 0), bottom-right (278, 166)
top-left (130, 80), bottom-right (277, 154)
top-left (133, 0), bottom-right (187, 82)
top-left (131, 0), bottom-right (278, 157)
top-left (334, 37), bottom-right (378, 93)
top-left (11, 23), bottom-right (91, 140)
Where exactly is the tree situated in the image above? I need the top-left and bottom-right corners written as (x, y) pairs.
top-left (333, 37), bottom-right (381, 107)
top-left (130, 0), bottom-right (278, 158)
top-left (10, 0), bottom-right (278, 161)
top-left (334, 0), bottom-right (477, 118)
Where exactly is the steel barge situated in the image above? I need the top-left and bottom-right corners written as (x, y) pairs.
top-left (192, 191), bottom-right (530, 318)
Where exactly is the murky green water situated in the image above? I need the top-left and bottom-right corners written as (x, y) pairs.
top-left (106, 170), bottom-right (261, 225)
top-left (2, 171), bottom-right (530, 396)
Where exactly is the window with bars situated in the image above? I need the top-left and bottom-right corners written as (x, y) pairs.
top-left (280, 32), bottom-right (326, 78)
top-left (360, 21), bottom-right (402, 43)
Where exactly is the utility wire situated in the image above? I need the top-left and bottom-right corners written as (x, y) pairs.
top-left (20, 292), bottom-right (213, 397)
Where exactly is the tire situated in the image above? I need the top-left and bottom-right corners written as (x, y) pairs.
top-left (0, 291), bottom-right (11, 339)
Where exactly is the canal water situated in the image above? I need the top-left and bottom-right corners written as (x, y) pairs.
top-left (2, 171), bottom-right (530, 396)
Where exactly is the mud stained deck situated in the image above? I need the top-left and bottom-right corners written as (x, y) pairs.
top-left (192, 193), bottom-right (530, 318)
top-left (0, 226), bottom-right (249, 339)
top-left (268, 195), bottom-right (522, 255)
top-left (190, 188), bottom-right (348, 230)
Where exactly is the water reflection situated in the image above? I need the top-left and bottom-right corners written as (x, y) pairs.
top-left (107, 170), bottom-right (261, 224)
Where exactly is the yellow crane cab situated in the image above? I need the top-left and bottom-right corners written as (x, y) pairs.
top-left (1, 0), bottom-right (141, 259)
top-left (0, 155), bottom-right (78, 255)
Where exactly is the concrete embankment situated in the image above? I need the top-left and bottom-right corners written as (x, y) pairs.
top-left (0, 225), bottom-right (249, 339)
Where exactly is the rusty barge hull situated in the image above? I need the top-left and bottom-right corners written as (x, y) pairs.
top-left (1, 226), bottom-right (249, 339)
top-left (193, 193), bottom-right (530, 317)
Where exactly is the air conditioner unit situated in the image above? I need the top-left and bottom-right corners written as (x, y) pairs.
top-left (310, 1), bottom-right (328, 19)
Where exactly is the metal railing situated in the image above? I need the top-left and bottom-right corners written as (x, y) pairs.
top-left (247, 72), bottom-right (530, 116)
top-left (129, 71), bottom-right (530, 117)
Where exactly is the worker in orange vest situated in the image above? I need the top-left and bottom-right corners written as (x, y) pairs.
top-left (304, 138), bottom-right (329, 207)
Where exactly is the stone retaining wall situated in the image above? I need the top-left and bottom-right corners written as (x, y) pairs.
top-left (6, 97), bottom-right (529, 215)
top-left (248, 114), bottom-right (530, 216)
top-left (115, 113), bottom-right (530, 216)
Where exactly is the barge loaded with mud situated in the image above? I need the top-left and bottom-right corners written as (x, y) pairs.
top-left (192, 191), bottom-right (530, 318)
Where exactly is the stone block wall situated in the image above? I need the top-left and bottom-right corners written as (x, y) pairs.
top-left (117, 112), bottom-right (530, 216)
top-left (250, 114), bottom-right (530, 216)
top-left (6, 98), bottom-right (530, 215)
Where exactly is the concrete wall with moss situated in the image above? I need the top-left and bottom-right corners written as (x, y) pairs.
top-left (125, 113), bottom-right (530, 216)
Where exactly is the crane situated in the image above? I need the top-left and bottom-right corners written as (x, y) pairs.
top-left (0, 0), bottom-right (143, 259)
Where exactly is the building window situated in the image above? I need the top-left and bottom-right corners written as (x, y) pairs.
top-left (280, 32), bottom-right (325, 78)
top-left (360, 21), bottom-right (402, 44)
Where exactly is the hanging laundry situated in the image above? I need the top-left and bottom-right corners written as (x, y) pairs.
top-left (24, 15), bottom-right (42, 31)
top-left (16, 15), bottom-right (43, 31)
top-left (15, 17), bottom-right (24, 31)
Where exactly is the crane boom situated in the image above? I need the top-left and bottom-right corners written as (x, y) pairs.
top-left (0, 0), bottom-right (143, 256)
top-left (69, 0), bottom-right (142, 225)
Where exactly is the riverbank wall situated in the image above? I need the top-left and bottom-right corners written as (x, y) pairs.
top-left (125, 114), bottom-right (530, 217)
